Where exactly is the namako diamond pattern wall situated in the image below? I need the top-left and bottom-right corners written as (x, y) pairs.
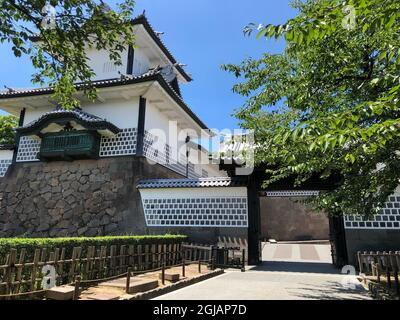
top-left (0, 159), bottom-right (11, 177)
top-left (16, 136), bottom-right (41, 162)
top-left (139, 186), bottom-right (249, 228)
top-left (99, 128), bottom-right (137, 157)
top-left (344, 195), bottom-right (400, 229)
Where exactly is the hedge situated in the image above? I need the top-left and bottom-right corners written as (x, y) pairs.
top-left (0, 234), bottom-right (187, 262)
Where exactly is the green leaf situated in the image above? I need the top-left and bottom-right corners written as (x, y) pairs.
top-left (345, 154), bottom-right (356, 164)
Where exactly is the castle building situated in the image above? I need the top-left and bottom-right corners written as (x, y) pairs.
top-left (0, 15), bottom-right (237, 241)
top-left (0, 14), bottom-right (398, 266)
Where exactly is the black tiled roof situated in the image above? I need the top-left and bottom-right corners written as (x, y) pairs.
top-left (0, 70), bottom-right (158, 98)
top-left (131, 15), bottom-right (192, 82)
top-left (0, 144), bottom-right (15, 150)
top-left (17, 108), bottom-right (121, 135)
top-left (137, 177), bottom-right (248, 189)
top-left (0, 71), bottom-right (209, 130)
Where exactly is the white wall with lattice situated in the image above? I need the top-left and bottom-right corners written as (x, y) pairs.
top-left (344, 194), bottom-right (400, 229)
top-left (99, 128), bottom-right (137, 157)
top-left (139, 187), bottom-right (248, 228)
top-left (0, 150), bottom-right (13, 177)
top-left (16, 136), bottom-right (41, 162)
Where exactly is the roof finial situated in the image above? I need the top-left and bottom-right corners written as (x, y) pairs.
top-left (99, 0), bottom-right (112, 13)
top-left (142, 9), bottom-right (146, 16)
top-left (4, 85), bottom-right (14, 93)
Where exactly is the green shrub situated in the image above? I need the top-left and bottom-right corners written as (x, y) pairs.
top-left (0, 234), bottom-right (186, 262)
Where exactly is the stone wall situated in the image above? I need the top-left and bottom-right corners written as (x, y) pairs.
top-left (0, 156), bottom-right (182, 237)
top-left (260, 197), bottom-right (329, 241)
top-left (345, 229), bottom-right (400, 266)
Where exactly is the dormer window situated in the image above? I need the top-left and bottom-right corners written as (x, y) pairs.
top-left (39, 130), bottom-right (101, 161)
top-left (16, 109), bottom-right (120, 162)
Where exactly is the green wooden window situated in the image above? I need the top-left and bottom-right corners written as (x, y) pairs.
top-left (38, 131), bottom-right (100, 161)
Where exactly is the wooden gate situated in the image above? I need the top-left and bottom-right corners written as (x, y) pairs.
top-left (329, 215), bottom-right (348, 268)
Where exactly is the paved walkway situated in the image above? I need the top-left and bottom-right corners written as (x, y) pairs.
top-left (154, 243), bottom-right (371, 300)
top-left (262, 242), bottom-right (333, 263)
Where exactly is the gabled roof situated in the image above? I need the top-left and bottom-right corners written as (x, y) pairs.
top-left (0, 70), bottom-right (209, 130)
top-left (137, 177), bottom-right (248, 189)
top-left (17, 108), bottom-right (120, 136)
top-left (131, 15), bottom-right (192, 82)
top-left (30, 14), bottom-right (192, 82)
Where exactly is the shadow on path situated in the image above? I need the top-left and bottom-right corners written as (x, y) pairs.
top-left (285, 280), bottom-right (371, 300)
top-left (249, 260), bottom-right (341, 275)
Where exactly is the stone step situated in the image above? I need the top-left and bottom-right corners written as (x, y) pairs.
top-left (99, 277), bottom-right (159, 294)
top-left (84, 293), bottom-right (121, 300)
top-left (159, 272), bottom-right (180, 282)
top-left (46, 285), bottom-right (75, 300)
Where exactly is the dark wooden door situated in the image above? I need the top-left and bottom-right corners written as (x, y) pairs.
top-left (329, 216), bottom-right (348, 268)
top-left (247, 175), bottom-right (262, 265)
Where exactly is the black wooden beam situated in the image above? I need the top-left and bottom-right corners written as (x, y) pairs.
top-left (12, 107), bottom-right (26, 164)
top-left (329, 216), bottom-right (348, 267)
top-left (126, 46), bottom-right (134, 75)
top-left (247, 174), bottom-right (261, 265)
top-left (136, 96), bottom-right (146, 156)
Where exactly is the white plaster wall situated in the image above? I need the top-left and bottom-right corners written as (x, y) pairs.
top-left (145, 112), bottom-right (195, 164)
top-left (82, 97), bottom-right (139, 129)
top-left (185, 146), bottom-right (226, 177)
top-left (145, 102), bottom-right (171, 140)
top-left (203, 163), bottom-right (226, 177)
top-left (86, 47), bottom-right (128, 81)
top-left (0, 150), bottom-right (13, 160)
top-left (133, 48), bottom-right (150, 76)
top-left (23, 107), bottom-right (53, 125)
top-left (22, 98), bottom-right (139, 130)
top-left (139, 187), bottom-right (247, 199)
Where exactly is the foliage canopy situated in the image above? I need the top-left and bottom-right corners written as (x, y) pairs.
top-left (223, 0), bottom-right (400, 217)
top-left (0, 0), bottom-right (136, 108)
top-left (0, 115), bottom-right (17, 145)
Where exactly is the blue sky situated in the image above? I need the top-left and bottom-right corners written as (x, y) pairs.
top-left (0, 0), bottom-right (297, 130)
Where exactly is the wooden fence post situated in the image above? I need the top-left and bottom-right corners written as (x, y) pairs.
top-left (30, 249), bottom-right (41, 297)
top-left (161, 263), bottom-right (165, 285)
top-left (126, 267), bottom-right (131, 294)
top-left (137, 244), bottom-right (141, 269)
top-left (5, 249), bottom-right (17, 296)
top-left (241, 249), bottom-right (246, 272)
top-left (109, 245), bottom-right (117, 276)
top-left (376, 254), bottom-right (381, 283)
top-left (384, 252), bottom-right (391, 289)
top-left (73, 275), bottom-right (81, 300)
top-left (15, 248), bottom-right (26, 294)
top-left (389, 253), bottom-right (399, 295)
top-left (357, 251), bottom-right (362, 273)
top-left (182, 256), bottom-right (186, 277)
top-left (395, 252), bottom-right (400, 295)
